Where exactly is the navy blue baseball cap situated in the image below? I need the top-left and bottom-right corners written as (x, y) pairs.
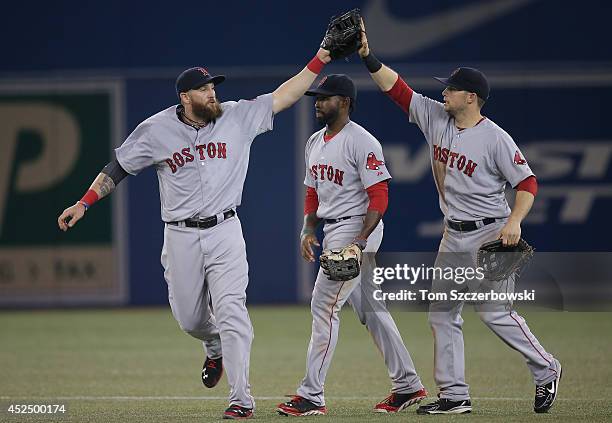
top-left (305, 74), bottom-right (357, 102)
top-left (434, 67), bottom-right (489, 101)
top-left (176, 67), bottom-right (225, 97)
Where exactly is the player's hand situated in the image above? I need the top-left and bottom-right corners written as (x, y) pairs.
top-left (498, 218), bottom-right (521, 246)
top-left (301, 233), bottom-right (321, 262)
top-left (358, 18), bottom-right (369, 58)
top-left (58, 202), bottom-right (86, 231)
top-left (316, 48), bottom-right (332, 64)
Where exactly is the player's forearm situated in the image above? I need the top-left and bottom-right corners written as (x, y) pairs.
top-left (301, 213), bottom-right (321, 236)
top-left (371, 64), bottom-right (399, 92)
top-left (79, 160), bottom-right (129, 209)
top-left (77, 172), bottom-right (115, 210)
top-left (88, 172), bottom-right (116, 199)
top-left (272, 50), bottom-right (330, 114)
top-left (355, 210), bottom-right (383, 242)
top-left (509, 190), bottom-right (534, 223)
top-left (362, 52), bottom-right (398, 92)
top-left (272, 68), bottom-right (317, 114)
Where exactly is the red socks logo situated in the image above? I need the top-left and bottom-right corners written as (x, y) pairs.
top-left (366, 152), bottom-right (385, 170)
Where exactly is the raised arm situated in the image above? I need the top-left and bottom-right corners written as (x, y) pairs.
top-left (57, 160), bottom-right (128, 231)
top-left (272, 48), bottom-right (331, 114)
top-left (357, 19), bottom-right (415, 115)
top-left (357, 19), bottom-right (398, 91)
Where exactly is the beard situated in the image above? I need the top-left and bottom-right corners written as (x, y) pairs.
top-left (316, 107), bottom-right (340, 125)
top-left (444, 103), bottom-right (461, 117)
top-left (192, 99), bottom-right (223, 122)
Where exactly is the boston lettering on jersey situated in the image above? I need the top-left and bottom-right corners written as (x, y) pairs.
top-left (165, 142), bottom-right (227, 173)
top-left (432, 144), bottom-right (478, 177)
top-left (310, 164), bottom-right (345, 186)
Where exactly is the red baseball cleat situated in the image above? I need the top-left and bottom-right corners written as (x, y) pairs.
top-left (374, 388), bottom-right (428, 413)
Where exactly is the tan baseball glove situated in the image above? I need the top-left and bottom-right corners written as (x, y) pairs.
top-left (320, 243), bottom-right (362, 281)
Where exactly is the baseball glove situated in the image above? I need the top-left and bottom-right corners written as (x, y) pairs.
top-left (321, 8), bottom-right (362, 60)
top-left (320, 243), bottom-right (362, 281)
top-left (477, 238), bottom-right (535, 282)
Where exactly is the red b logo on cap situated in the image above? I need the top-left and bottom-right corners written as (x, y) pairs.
top-left (196, 67), bottom-right (210, 76)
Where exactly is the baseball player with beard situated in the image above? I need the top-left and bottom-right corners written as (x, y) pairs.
top-left (276, 74), bottom-right (427, 417)
top-left (58, 47), bottom-right (333, 419)
top-left (357, 21), bottom-right (562, 415)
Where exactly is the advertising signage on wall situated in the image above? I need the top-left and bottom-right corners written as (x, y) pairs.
top-left (0, 81), bottom-right (127, 306)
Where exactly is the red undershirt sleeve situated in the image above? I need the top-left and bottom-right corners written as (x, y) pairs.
top-left (385, 76), bottom-right (414, 115)
top-left (515, 175), bottom-right (538, 196)
top-left (366, 181), bottom-right (389, 214)
top-left (304, 186), bottom-right (319, 215)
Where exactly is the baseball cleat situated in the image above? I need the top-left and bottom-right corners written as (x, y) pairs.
top-left (374, 388), bottom-right (428, 413)
top-left (223, 404), bottom-right (253, 420)
top-left (277, 395), bottom-right (327, 416)
top-left (416, 398), bottom-right (472, 414)
top-left (534, 366), bottom-right (562, 413)
top-left (201, 356), bottom-right (223, 388)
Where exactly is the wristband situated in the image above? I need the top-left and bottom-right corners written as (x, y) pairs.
top-left (352, 238), bottom-right (367, 251)
top-left (79, 189), bottom-right (99, 210)
top-left (307, 55), bottom-right (326, 74)
top-left (362, 52), bottom-right (382, 73)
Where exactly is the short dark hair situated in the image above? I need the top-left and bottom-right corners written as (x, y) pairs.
top-left (477, 96), bottom-right (485, 109)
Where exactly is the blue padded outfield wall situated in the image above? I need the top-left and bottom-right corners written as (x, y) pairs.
top-left (0, 0), bottom-right (609, 306)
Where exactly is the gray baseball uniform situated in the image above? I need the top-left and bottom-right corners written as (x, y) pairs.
top-left (295, 121), bottom-right (424, 406)
top-left (115, 93), bottom-right (274, 409)
top-left (406, 91), bottom-right (560, 400)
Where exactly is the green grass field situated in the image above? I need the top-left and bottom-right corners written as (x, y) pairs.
top-left (1, 306), bottom-right (611, 422)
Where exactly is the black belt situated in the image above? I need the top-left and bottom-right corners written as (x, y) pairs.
top-left (168, 209), bottom-right (235, 229)
top-left (324, 215), bottom-right (363, 224)
top-left (446, 217), bottom-right (497, 232)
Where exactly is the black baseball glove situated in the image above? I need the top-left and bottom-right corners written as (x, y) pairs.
top-left (477, 238), bottom-right (535, 282)
top-left (320, 244), bottom-right (362, 281)
top-left (321, 8), bottom-right (362, 60)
